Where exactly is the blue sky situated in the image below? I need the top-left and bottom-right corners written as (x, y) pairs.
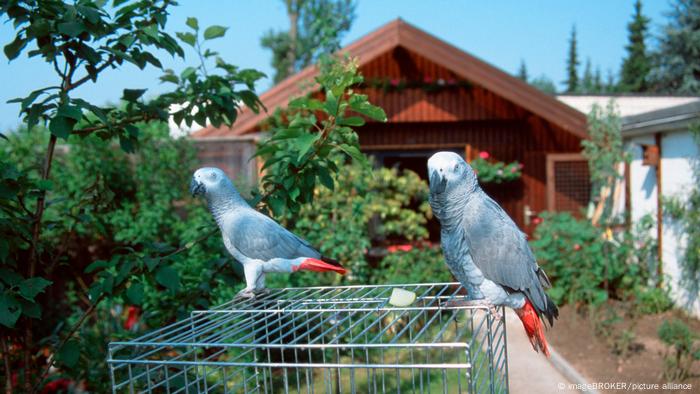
top-left (0, 0), bottom-right (672, 131)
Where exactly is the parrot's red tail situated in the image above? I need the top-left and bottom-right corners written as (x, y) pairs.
top-left (294, 258), bottom-right (347, 275)
top-left (515, 299), bottom-right (550, 357)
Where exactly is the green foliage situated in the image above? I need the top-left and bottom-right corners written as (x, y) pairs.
top-left (377, 247), bottom-right (452, 285)
top-left (658, 319), bottom-right (700, 381)
top-left (469, 153), bottom-right (522, 184)
top-left (261, 0), bottom-right (356, 83)
top-left (662, 124), bottom-right (700, 296)
top-left (581, 102), bottom-right (626, 223)
top-left (269, 160), bottom-right (433, 287)
top-left (254, 56), bottom-right (386, 216)
top-left (619, 0), bottom-right (651, 92)
top-left (530, 212), bottom-right (657, 307)
top-left (0, 1), bottom-right (264, 390)
top-left (633, 286), bottom-right (674, 314)
top-left (650, 0), bottom-right (700, 93)
top-left (565, 25), bottom-right (580, 93)
top-left (517, 60), bottom-right (528, 81)
top-left (529, 75), bottom-right (557, 94)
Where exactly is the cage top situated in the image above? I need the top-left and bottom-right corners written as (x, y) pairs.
top-left (109, 282), bottom-right (491, 350)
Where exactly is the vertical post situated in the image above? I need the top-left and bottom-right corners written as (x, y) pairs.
top-left (655, 132), bottom-right (664, 286)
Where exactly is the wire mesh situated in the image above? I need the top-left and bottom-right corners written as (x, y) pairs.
top-left (108, 282), bottom-right (508, 393)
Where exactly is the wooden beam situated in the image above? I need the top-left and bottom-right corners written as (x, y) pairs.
top-left (655, 132), bottom-right (663, 286)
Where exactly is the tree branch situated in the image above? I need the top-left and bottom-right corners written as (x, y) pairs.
top-left (65, 56), bottom-right (116, 92)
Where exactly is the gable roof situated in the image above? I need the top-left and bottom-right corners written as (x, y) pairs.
top-left (193, 19), bottom-right (588, 139)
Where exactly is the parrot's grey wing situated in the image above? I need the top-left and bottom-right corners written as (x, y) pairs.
top-left (468, 194), bottom-right (549, 312)
top-left (230, 210), bottom-right (321, 261)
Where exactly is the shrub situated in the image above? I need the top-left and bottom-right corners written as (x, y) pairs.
top-left (530, 212), bottom-right (656, 307)
top-left (658, 319), bottom-right (700, 381)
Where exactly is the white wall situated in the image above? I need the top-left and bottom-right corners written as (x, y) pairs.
top-left (626, 130), bottom-right (700, 318)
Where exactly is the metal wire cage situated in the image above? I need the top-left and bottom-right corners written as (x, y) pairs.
top-left (108, 282), bottom-right (509, 393)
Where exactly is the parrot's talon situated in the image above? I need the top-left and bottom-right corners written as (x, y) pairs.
top-left (235, 289), bottom-right (256, 300)
top-left (253, 288), bottom-right (270, 296)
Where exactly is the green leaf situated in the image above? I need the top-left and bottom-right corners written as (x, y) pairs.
top-left (295, 133), bottom-right (320, 161)
top-left (317, 166), bottom-right (335, 190)
top-left (57, 105), bottom-right (82, 121)
top-left (85, 260), bottom-right (110, 273)
top-left (180, 66), bottom-right (197, 80)
top-left (338, 116), bottom-right (365, 127)
top-left (203, 25), bottom-right (227, 40)
top-left (57, 339), bottom-right (80, 368)
top-left (57, 21), bottom-right (86, 38)
top-left (4, 35), bottom-right (27, 60)
top-left (18, 277), bottom-right (52, 300)
top-left (350, 99), bottom-right (387, 122)
top-left (126, 283), bottom-right (144, 305)
top-left (338, 144), bottom-right (368, 166)
top-left (0, 294), bottom-right (21, 328)
top-left (122, 89), bottom-right (147, 102)
top-left (19, 299), bottom-right (41, 319)
top-left (155, 266), bottom-right (180, 292)
top-left (49, 116), bottom-right (76, 139)
top-left (324, 91), bottom-right (338, 115)
top-left (186, 17), bottom-right (199, 30)
top-left (176, 32), bottom-right (196, 47)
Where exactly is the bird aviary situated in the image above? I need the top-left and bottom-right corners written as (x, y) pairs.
top-left (108, 282), bottom-right (509, 393)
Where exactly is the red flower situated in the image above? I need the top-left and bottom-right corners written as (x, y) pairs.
top-left (423, 76), bottom-right (433, 83)
top-left (532, 217), bottom-right (542, 225)
top-left (387, 244), bottom-right (413, 253)
top-left (479, 151), bottom-right (490, 159)
top-left (390, 78), bottom-right (400, 86)
top-left (518, 163), bottom-right (524, 169)
top-left (124, 306), bottom-right (140, 330)
top-left (573, 244), bottom-right (581, 251)
top-left (510, 166), bottom-right (517, 173)
top-left (447, 78), bottom-right (457, 85)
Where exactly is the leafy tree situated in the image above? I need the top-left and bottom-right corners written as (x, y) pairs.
top-left (517, 59), bottom-right (528, 81)
top-left (261, 0), bottom-right (356, 83)
top-left (565, 25), bottom-right (580, 93)
top-left (650, 0), bottom-right (700, 93)
top-left (0, 1), bottom-right (265, 391)
top-left (619, 0), bottom-right (651, 92)
top-left (530, 75), bottom-right (557, 94)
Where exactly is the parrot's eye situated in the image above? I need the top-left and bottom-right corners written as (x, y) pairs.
top-left (453, 163), bottom-right (459, 171)
top-left (208, 172), bottom-right (217, 181)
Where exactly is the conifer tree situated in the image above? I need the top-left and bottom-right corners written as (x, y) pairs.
top-left (620, 0), bottom-right (651, 92)
top-left (517, 59), bottom-right (528, 81)
top-left (565, 25), bottom-right (580, 92)
top-left (650, 0), bottom-right (700, 93)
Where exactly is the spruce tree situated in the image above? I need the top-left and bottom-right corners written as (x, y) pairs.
top-left (620, 0), bottom-right (651, 92)
top-left (650, 0), bottom-right (700, 93)
top-left (565, 25), bottom-right (580, 93)
top-left (593, 67), bottom-right (603, 93)
top-left (581, 58), bottom-right (594, 93)
top-left (517, 59), bottom-right (528, 81)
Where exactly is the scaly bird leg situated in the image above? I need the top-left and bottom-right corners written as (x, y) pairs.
top-left (236, 262), bottom-right (263, 299)
top-left (443, 298), bottom-right (503, 321)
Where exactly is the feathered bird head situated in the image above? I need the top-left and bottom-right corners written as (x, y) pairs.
top-left (427, 151), bottom-right (477, 195)
top-left (190, 167), bottom-right (237, 199)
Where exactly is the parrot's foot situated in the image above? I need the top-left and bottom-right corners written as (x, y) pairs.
top-left (443, 299), bottom-right (503, 321)
top-left (253, 288), bottom-right (270, 296)
top-left (235, 289), bottom-right (256, 299)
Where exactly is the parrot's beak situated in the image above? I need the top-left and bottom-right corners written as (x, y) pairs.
top-left (429, 170), bottom-right (447, 194)
top-left (190, 178), bottom-right (205, 197)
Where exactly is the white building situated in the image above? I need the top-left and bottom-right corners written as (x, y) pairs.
top-left (621, 101), bottom-right (700, 318)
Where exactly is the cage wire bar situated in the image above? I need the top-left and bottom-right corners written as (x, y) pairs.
top-left (108, 282), bottom-right (509, 393)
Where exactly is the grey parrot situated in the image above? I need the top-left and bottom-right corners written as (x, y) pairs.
top-left (427, 152), bottom-right (558, 356)
top-left (190, 167), bottom-right (346, 298)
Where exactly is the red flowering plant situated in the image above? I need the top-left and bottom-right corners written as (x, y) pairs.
top-left (469, 151), bottom-right (522, 184)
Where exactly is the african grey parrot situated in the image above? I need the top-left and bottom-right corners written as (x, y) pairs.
top-left (190, 167), bottom-right (346, 298)
top-left (427, 152), bottom-right (558, 356)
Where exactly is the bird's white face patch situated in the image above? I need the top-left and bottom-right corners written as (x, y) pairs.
top-left (191, 167), bottom-right (227, 196)
top-left (428, 151), bottom-right (468, 191)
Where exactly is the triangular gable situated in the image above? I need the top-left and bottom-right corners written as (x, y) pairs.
top-left (194, 19), bottom-right (587, 139)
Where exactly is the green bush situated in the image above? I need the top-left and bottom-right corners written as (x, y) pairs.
top-left (530, 211), bottom-right (656, 307)
top-left (658, 319), bottom-right (700, 381)
top-left (377, 247), bottom-right (452, 285)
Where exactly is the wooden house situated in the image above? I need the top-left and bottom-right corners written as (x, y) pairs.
top-left (192, 19), bottom-right (589, 234)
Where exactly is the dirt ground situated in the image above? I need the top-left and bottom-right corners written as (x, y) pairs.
top-left (548, 304), bottom-right (699, 394)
